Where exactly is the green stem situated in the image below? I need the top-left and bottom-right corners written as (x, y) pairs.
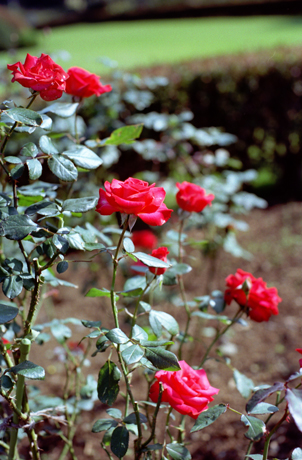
top-left (0, 92), bottom-right (38, 157)
top-left (140, 384), bottom-right (163, 452)
top-left (110, 217), bottom-right (129, 328)
top-left (24, 261), bottom-right (43, 336)
top-left (262, 409), bottom-right (289, 460)
top-left (8, 339), bottom-right (32, 460)
top-left (177, 218), bottom-right (191, 360)
top-left (130, 276), bottom-right (155, 338)
top-left (200, 307), bottom-right (243, 367)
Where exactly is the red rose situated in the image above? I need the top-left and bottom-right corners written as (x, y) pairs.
top-left (296, 348), bottom-right (302, 368)
top-left (7, 53), bottom-right (68, 101)
top-left (176, 181), bottom-right (215, 213)
top-left (132, 230), bottom-right (158, 250)
top-left (96, 178), bottom-right (172, 226)
top-left (149, 360), bottom-right (219, 419)
top-left (65, 66), bottom-right (112, 98)
top-left (149, 247), bottom-right (169, 275)
top-left (224, 268), bottom-right (282, 322)
top-left (1, 338), bottom-right (11, 353)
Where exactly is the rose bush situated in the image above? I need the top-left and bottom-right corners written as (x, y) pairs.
top-left (224, 268), bottom-right (282, 322)
top-left (65, 66), bottom-right (112, 98)
top-left (149, 247), bottom-right (169, 275)
top-left (7, 53), bottom-right (68, 101)
top-left (176, 181), bottom-right (215, 213)
top-left (149, 360), bottom-right (219, 419)
top-left (96, 177), bottom-right (172, 226)
top-left (132, 229), bottom-right (158, 250)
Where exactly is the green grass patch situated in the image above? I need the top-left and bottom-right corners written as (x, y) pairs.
top-left (1, 16), bottom-right (302, 73)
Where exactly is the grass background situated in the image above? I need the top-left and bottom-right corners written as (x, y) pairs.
top-left (2, 15), bottom-right (302, 73)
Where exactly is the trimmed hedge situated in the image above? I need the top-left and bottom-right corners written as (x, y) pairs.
top-left (137, 46), bottom-right (302, 202)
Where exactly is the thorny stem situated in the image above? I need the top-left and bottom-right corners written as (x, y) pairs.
top-left (8, 339), bottom-right (39, 460)
top-left (24, 260), bottom-right (43, 336)
top-left (199, 307), bottom-right (243, 367)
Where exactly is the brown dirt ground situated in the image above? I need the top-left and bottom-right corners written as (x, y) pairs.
top-left (22, 202), bottom-right (302, 459)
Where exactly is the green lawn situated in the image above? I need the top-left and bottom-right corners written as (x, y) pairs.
top-left (2, 16), bottom-right (302, 74)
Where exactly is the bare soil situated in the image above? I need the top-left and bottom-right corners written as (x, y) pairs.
top-left (25, 202), bottom-right (302, 459)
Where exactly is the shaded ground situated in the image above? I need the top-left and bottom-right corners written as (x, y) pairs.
top-left (28, 202), bottom-right (302, 459)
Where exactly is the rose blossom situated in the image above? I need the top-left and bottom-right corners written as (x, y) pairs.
top-left (149, 247), bottom-right (169, 276)
top-left (65, 66), bottom-right (112, 98)
top-left (132, 230), bottom-right (158, 250)
top-left (176, 181), bottom-right (215, 213)
top-left (296, 348), bottom-right (302, 368)
top-left (149, 360), bottom-right (219, 419)
top-left (96, 178), bottom-right (172, 226)
top-left (224, 268), bottom-right (281, 322)
top-left (7, 53), bottom-right (68, 101)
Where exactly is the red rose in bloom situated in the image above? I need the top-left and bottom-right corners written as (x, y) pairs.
top-left (149, 247), bottom-right (169, 275)
top-left (224, 268), bottom-right (282, 322)
top-left (176, 181), bottom-right (215, 213)
top-left (296, 348), bottom-right (302, 368)
top-left (96, 178), bottom-right (172, 226)
top-left (7, 53), bottom-right (68, 101)
top-left (132, 230), bottom-right (158, 250)
top-left (65, 67), bottom-right (112, 98)
top-left (149, 360), bottom-right (219, 419)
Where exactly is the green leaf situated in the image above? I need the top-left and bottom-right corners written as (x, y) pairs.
top-left (85, 288), bottom-right (119, 301)
top-left (97, 361), bottom-right (121, 406)
top-left (132, 325), bottom-right (148, 341)
top-left (245, 456), bottom-right (263, 460)
top-left (39, 135), bottom-right (59, 154)
top-left (292, 448), bottom-right (302, 460)
top-left (62, 197), bottom-right (98, 213)
top-left (81, 320), bottom-right (102, 328)
top-left (119, 288), bottom-right (143, 297)
top-left (4, 156), bottom-right (22, 164)
top-left (63, 145), bottom-right (102, 169)
top-left (40, 102), bottom-right (79, 118)
top-left (191, 404), bottom-right (227, 433)
top-left (92, 419), bottom-right (118, 433)
top-left (57, 261), bottom-right (68, 274)
top-left (123, 412), bottom-right (148, 424)
top-left (149, 310), bottom-right (179, 337)
top-left (9, 360), bottom-right (45, 380)
top-left (123, 237), bottom-right (135, 253)
top-left (5, 108), bottom-right (43, 126)
top-left (52, 234), bottom-right (69, 254)
top-left (48, 155), bottom-right (78, 182)
top-left (234, 369), bottom-right (254, 399)
top-left (133, 252), bottom-right (170, 269)
top-left (106, 408), bottom-right (122, 419)
top-left (2, 275), bottom-right (23, 299)
top-left (142, 443), bottom-right (163, 452)
top-left (286, 388), bottom-right (302, 432)
top-left (11, 163), bottom-right (25, 179)
top-left (246, 383), bottom-right (284, 413)
top-left (124, 276), bottom-right (146, 292)
top-left (248, 403), bottom-right (279, 415)
top-left (21, 142), bottom-right (39, 158)
top-left (102, 124), bottom-right (143, 146)
top-left (166, 443), bottom-right (191, 460)
top-left (106, 328), bottom-right (129, 344)
top-left (140, 340), bottom-right (174, 347)
top-left (121, 344), bottom-right (144, 365)
top-left (0, 214), bottom-right (38, 240)
top-left (145, 347), bottom-right (180, 371)
top-left (191, 311), bottom-right (230, 324)
top-left (50, 320), bottom-right (72, 343)
top-left (26, 159), bottom-right (42, 180)
top-left (241, 415), bottom-right (266, 441)
top-left (171, 263), bottom-right (192, 275)
top-left (0, 303), bottom-right (19, 323)
top-left (110, 426), bottom-right (129, 458)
